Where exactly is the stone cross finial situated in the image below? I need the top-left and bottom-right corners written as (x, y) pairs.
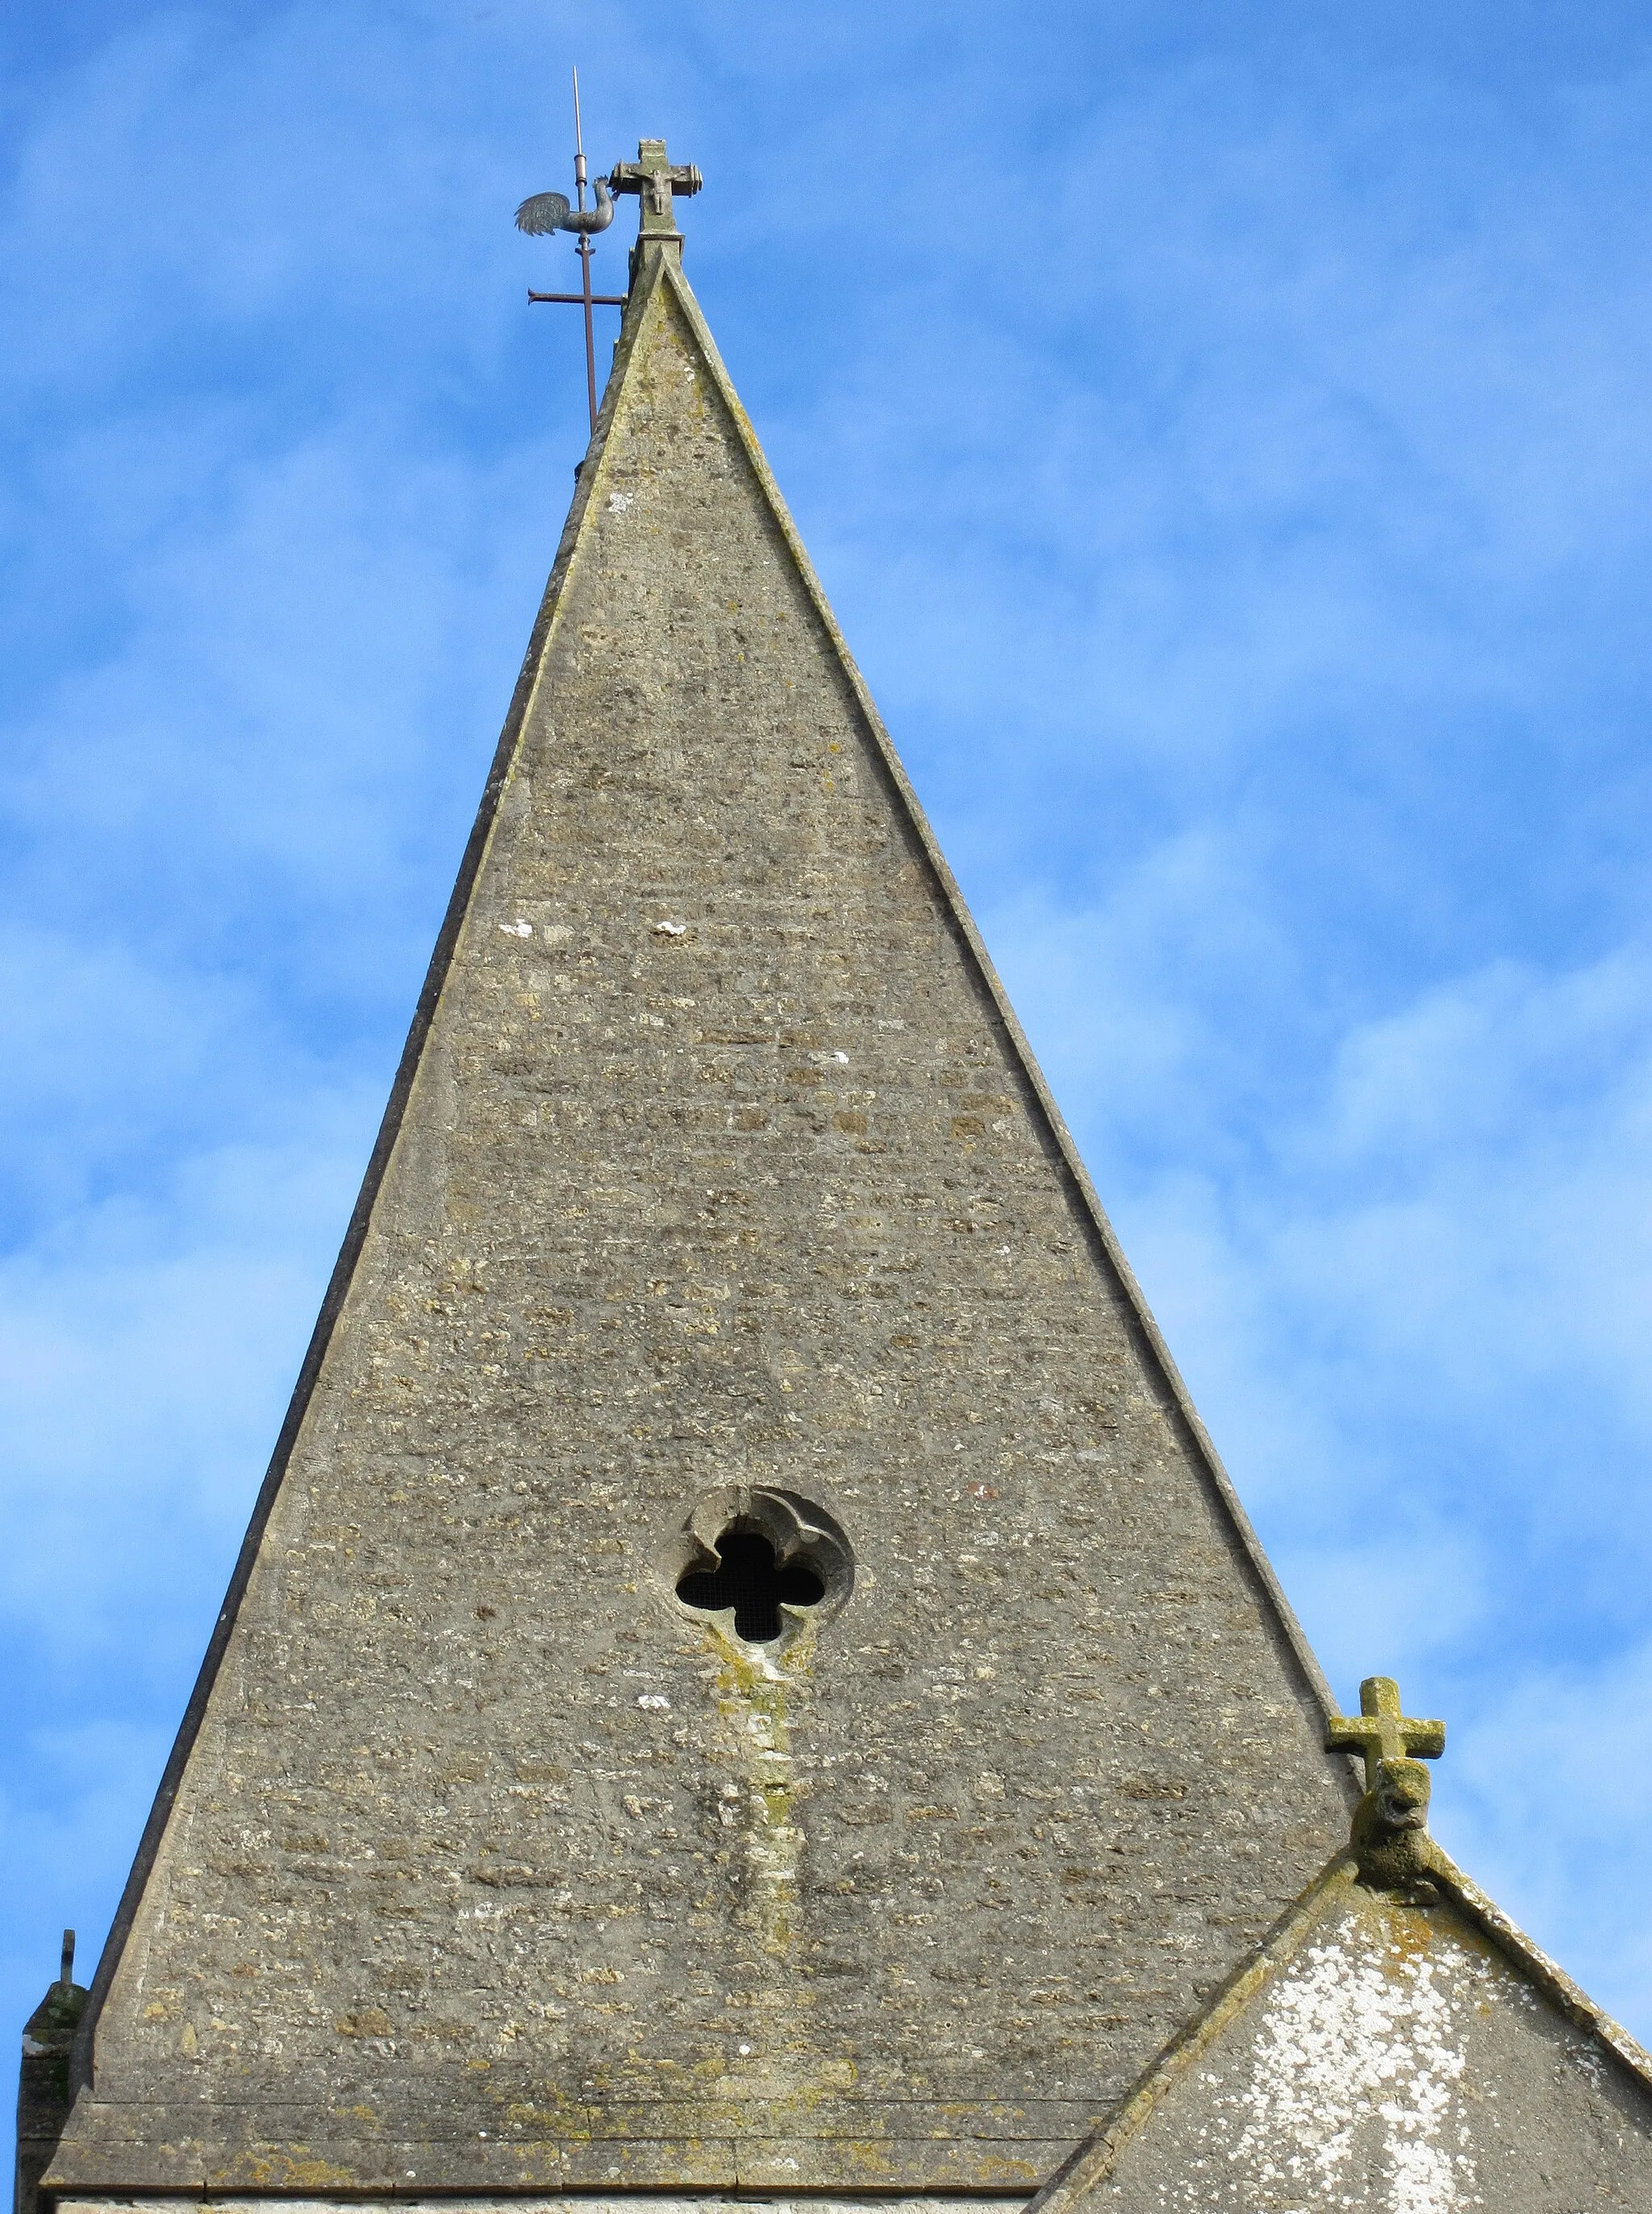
top-left (609, 138), bottom-right (703, 246)
top-left (1326, 1674), bottom-right (1446, 1789)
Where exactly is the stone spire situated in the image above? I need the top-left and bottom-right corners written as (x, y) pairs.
top-left (44, 171), bottom-right (1355, 2199)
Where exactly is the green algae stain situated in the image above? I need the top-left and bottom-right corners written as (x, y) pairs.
top-left (712, 1623), bottom-right (816, 1963)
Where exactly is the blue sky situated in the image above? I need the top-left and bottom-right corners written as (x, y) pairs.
top-left (7, 0), bottom-right (1652, 2129)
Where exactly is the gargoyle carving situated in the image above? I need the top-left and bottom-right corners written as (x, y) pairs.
top-left (1350, 1753), bottom-right (1452, 1893)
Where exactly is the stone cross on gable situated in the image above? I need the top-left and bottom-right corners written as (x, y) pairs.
top-left (610, 138), bottom-right (703, 244)
top-left (1326, 1674), bottom-right (1446, 1790)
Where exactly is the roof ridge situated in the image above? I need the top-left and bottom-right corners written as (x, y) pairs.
top-left (1429, 1849), bottom-right (1652, 2091)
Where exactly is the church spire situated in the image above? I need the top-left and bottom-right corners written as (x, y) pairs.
top-left (45, 164), bottom-right (1355, 2200)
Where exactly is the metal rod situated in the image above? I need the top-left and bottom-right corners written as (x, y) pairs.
top-left (572, 67), bottom-right (595, 429)
top-left (572, 66), bottom-right (587, 208)
top-left (578, 236), bottom-right (598, 433)
top-left (524, 68), bottom-right (620, 432)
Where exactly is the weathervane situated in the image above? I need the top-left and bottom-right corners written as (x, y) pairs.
top-left (518, 85), bottom-right (703, 435)
top-left (516, 68), bottom-right (625, 433)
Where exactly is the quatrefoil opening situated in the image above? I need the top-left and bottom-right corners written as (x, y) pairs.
top-left (665, 1486), bottom-right (853, 1652)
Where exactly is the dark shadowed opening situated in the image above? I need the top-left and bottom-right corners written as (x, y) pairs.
top-left (676, 1527), bottom-right (827, 1642)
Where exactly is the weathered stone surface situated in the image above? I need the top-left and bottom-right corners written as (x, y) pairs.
top-left (15, 1969), bottom-right (87, 2214)
top-left (48, 240), bottom-right (1352, 2193)
top-left (59, 2199), bottom-right (1026, 2214)
top-left (1031, 1860), bottom-right (1652, 2212)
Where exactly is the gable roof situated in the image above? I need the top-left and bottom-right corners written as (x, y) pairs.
top-left (51, 226), bottom-right (1355, 2195)
top-left (1029, 1848), bottom-right (1652, 2213)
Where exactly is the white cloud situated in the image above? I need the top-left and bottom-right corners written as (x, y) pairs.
top-left (1439, 1639), bottom-right (1652, 2037)
top-left (0, 1719), bottom-right (174, 2018)
top-left (0, 1093), bottom-right (379, 1654)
